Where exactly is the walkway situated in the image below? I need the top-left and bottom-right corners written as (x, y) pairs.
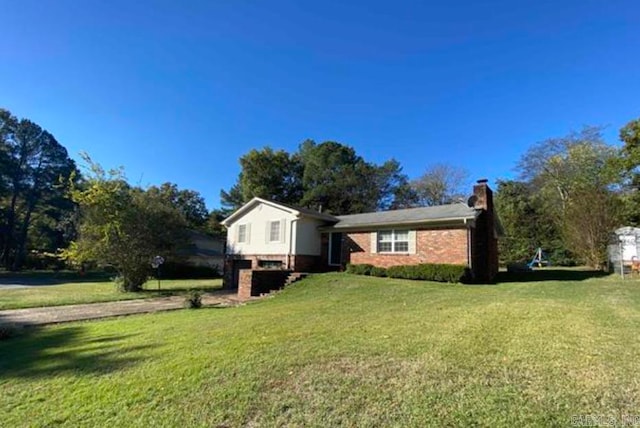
top-left (0, 291), bottom-right (243, 327)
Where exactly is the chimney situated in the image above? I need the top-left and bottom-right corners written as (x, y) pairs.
top-left (472, 178), bottom-right (491, 211)
top-left (470, 178), bottom-right (498, 283)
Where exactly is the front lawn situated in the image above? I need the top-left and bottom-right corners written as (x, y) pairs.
top-left (0, 272), bottom-right (222, 309)
top-left (1, 272), bottom-right (639, 426)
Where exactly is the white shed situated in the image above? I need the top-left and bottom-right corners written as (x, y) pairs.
top-left (608, 227), bottom-right (640, 273)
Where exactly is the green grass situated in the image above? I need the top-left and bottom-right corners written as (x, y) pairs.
top-left (0, 272), bottom-right (222, 309)
top-left (1, 272), bottom-right (640, 427)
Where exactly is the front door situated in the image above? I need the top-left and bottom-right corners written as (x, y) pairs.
top-left (329, 232), bottom-right (342, 266)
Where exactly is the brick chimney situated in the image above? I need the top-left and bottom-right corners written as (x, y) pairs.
top-left (472, 178), bottom-right (491, 211)
top-left (470, 179), bottom-right (498, 283)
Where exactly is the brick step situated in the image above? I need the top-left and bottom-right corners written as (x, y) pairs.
top-left (284, 272), bottom-right (308, 286)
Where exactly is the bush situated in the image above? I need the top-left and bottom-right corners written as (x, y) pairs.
top-left (184, 289), bottom-right (203, 309)
top-left (349, 263), bottom-right (468, 283)
top-left (346, 263), bottom-right (375, 276)
top-left (370, 266), bottom-right (387, 277)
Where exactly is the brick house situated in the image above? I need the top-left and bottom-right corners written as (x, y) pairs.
top-left (222, 180), bottom-right (500, 295)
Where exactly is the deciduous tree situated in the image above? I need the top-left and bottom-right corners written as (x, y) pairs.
top-left (64, 156), bottom-right (187, 291)
top-left (411, 163), bottom-right (469, 206)
top-left (514, 126), bottom-right (621, 268)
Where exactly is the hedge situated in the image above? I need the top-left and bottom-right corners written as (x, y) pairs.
top-left (346, 263), bottom-right (469, 283)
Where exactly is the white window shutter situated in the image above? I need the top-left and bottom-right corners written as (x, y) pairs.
top-left (370, 232), bottom-right (377, 253)
top-left (245, 223), bottom-right (251, 244)
top-left (280, 219), bottom-right (286, 243)
top-left (408, 230), bottom-right (416, 254)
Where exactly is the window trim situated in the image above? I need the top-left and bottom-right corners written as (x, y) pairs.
top-left (268, 220), bottom-right (281, 243)
top-left (237, 224), bottom-right (247, 243)
top-left (377, 229), bottom-right (410, 254)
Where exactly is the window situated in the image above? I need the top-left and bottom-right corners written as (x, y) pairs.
top-left (237, 224), bottom-right (247, 243)
top-left (378, 230), bottom-right (409, 253)
top-left (269, 221), bottom-right (281, 242)
top-left (258, 260), bottom-right (283, 269)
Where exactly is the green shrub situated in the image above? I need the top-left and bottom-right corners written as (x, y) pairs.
top-left (184, 289), bottom-right (203, 309)
top-left (351, 263), bottom-right (468, 283)
top-left (370, 266), bottom-right (388, 277)
top-left (346, 264), bottom-right (375, 276)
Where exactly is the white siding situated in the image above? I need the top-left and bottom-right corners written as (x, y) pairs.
top-left (226, 203), bottom-right (296, 255)
top-left (294, 218), bottom-right (324, 256)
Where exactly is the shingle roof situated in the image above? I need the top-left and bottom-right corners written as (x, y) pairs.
top-left (221, 197), bottom-right (338, 226)
top-left (329, 203), bottom-right (478, 230)
top-left (273, 201), bottom-right (339, 222)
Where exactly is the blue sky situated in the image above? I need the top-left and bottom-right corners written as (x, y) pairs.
top-left (2, 0), bottom-right (639, 209)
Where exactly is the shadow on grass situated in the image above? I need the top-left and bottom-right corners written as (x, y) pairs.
top-left (0, 271), bottom-right (112, 286)
top-left (496, 269), bottom-right (608, 283)
top-left (0, 326), bottom-right (153, 379)
top-left (137, 286), bottom-right (223, 297)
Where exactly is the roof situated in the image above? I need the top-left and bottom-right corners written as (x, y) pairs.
top-left (328, 203), bottom-right (478, 230)
top-left (221, 197), bottom-right (338, 226)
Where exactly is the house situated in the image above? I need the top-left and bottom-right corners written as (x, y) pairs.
top-left (176, 230), bottom-right (225, 273)
top-left (221, 179), bottom-right (500, 295)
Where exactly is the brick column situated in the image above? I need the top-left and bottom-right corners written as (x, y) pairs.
top-left (238, 270), bottom-right (254, 300)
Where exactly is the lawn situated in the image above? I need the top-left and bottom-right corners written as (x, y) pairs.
top-left (0, 271), bottom-right (222, 309)
top-left (1, 272), bottom-right (640, 427)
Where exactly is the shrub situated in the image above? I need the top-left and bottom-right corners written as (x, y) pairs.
top-left (370, 266), bottom-right (388, 277)
top-left (350, 263), bottom-right (468, 283)
top-left (346, 264), bottom-right (375, 276)
top-left (184, 289), bottom-right (203, 309)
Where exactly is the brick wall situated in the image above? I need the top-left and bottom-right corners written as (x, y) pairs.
top-left (237, 269), bottom-right (292, 300)
top-left (292, 255), bottom-right (322, 272)
top-left (224, 254), bottom-right (322, 289)
top-left (344, 228), bottom-right (469, 268)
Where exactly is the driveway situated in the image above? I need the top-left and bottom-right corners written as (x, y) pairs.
top-left (0, 290), bottom-right (244, 327)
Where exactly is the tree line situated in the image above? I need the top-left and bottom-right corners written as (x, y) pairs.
top-left (2, 106), bottom-right (639, 287)
top-left (221, 122), bottom-right (640, 270)
top-left (0, 108), bottom-right (223, 276)
top-left (496, 122), bottom-right (640, 269)
top-left (220, 140), bottom-right (471, 215)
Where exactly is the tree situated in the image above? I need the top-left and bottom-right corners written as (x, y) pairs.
top-left (375, 159), bottom-right (418, 210)
top-left (220, 147), bottom-right (303, 212)
top-left (0, 108), bottom-right (79, 270)
top-left (221, 140), bottom-right (414, 215)
top-left (64, 156), bottom-right (187, 291)
top-left (299, 141), bottom-right (380, 214)
top-left (147, 183), bottom-right (209, 230)
top-left (618, 117), bottom-right (640, 225)
top-left (495, 180), bottom-right (569, 265)
top-left (411, 163), bottom-right (469, 206)
top-left (514, 127), bottom-right (621, 268)
top-left (563, 187), bottom-right (622, 269)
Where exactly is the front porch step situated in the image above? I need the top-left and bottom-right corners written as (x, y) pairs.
top-left (284, 272), bottom-right (309, 286)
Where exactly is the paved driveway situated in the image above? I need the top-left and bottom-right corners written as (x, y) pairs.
top-left (0, 291), bottom-right (242, 326)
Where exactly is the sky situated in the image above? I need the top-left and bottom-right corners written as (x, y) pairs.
top-left (2, 0), bottom-right (639, 210)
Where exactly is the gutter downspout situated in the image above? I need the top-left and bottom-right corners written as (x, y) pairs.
top-left (465, 218), bottom-right (472, 272)
top-left (288, 218), bottom-right (298, 270)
